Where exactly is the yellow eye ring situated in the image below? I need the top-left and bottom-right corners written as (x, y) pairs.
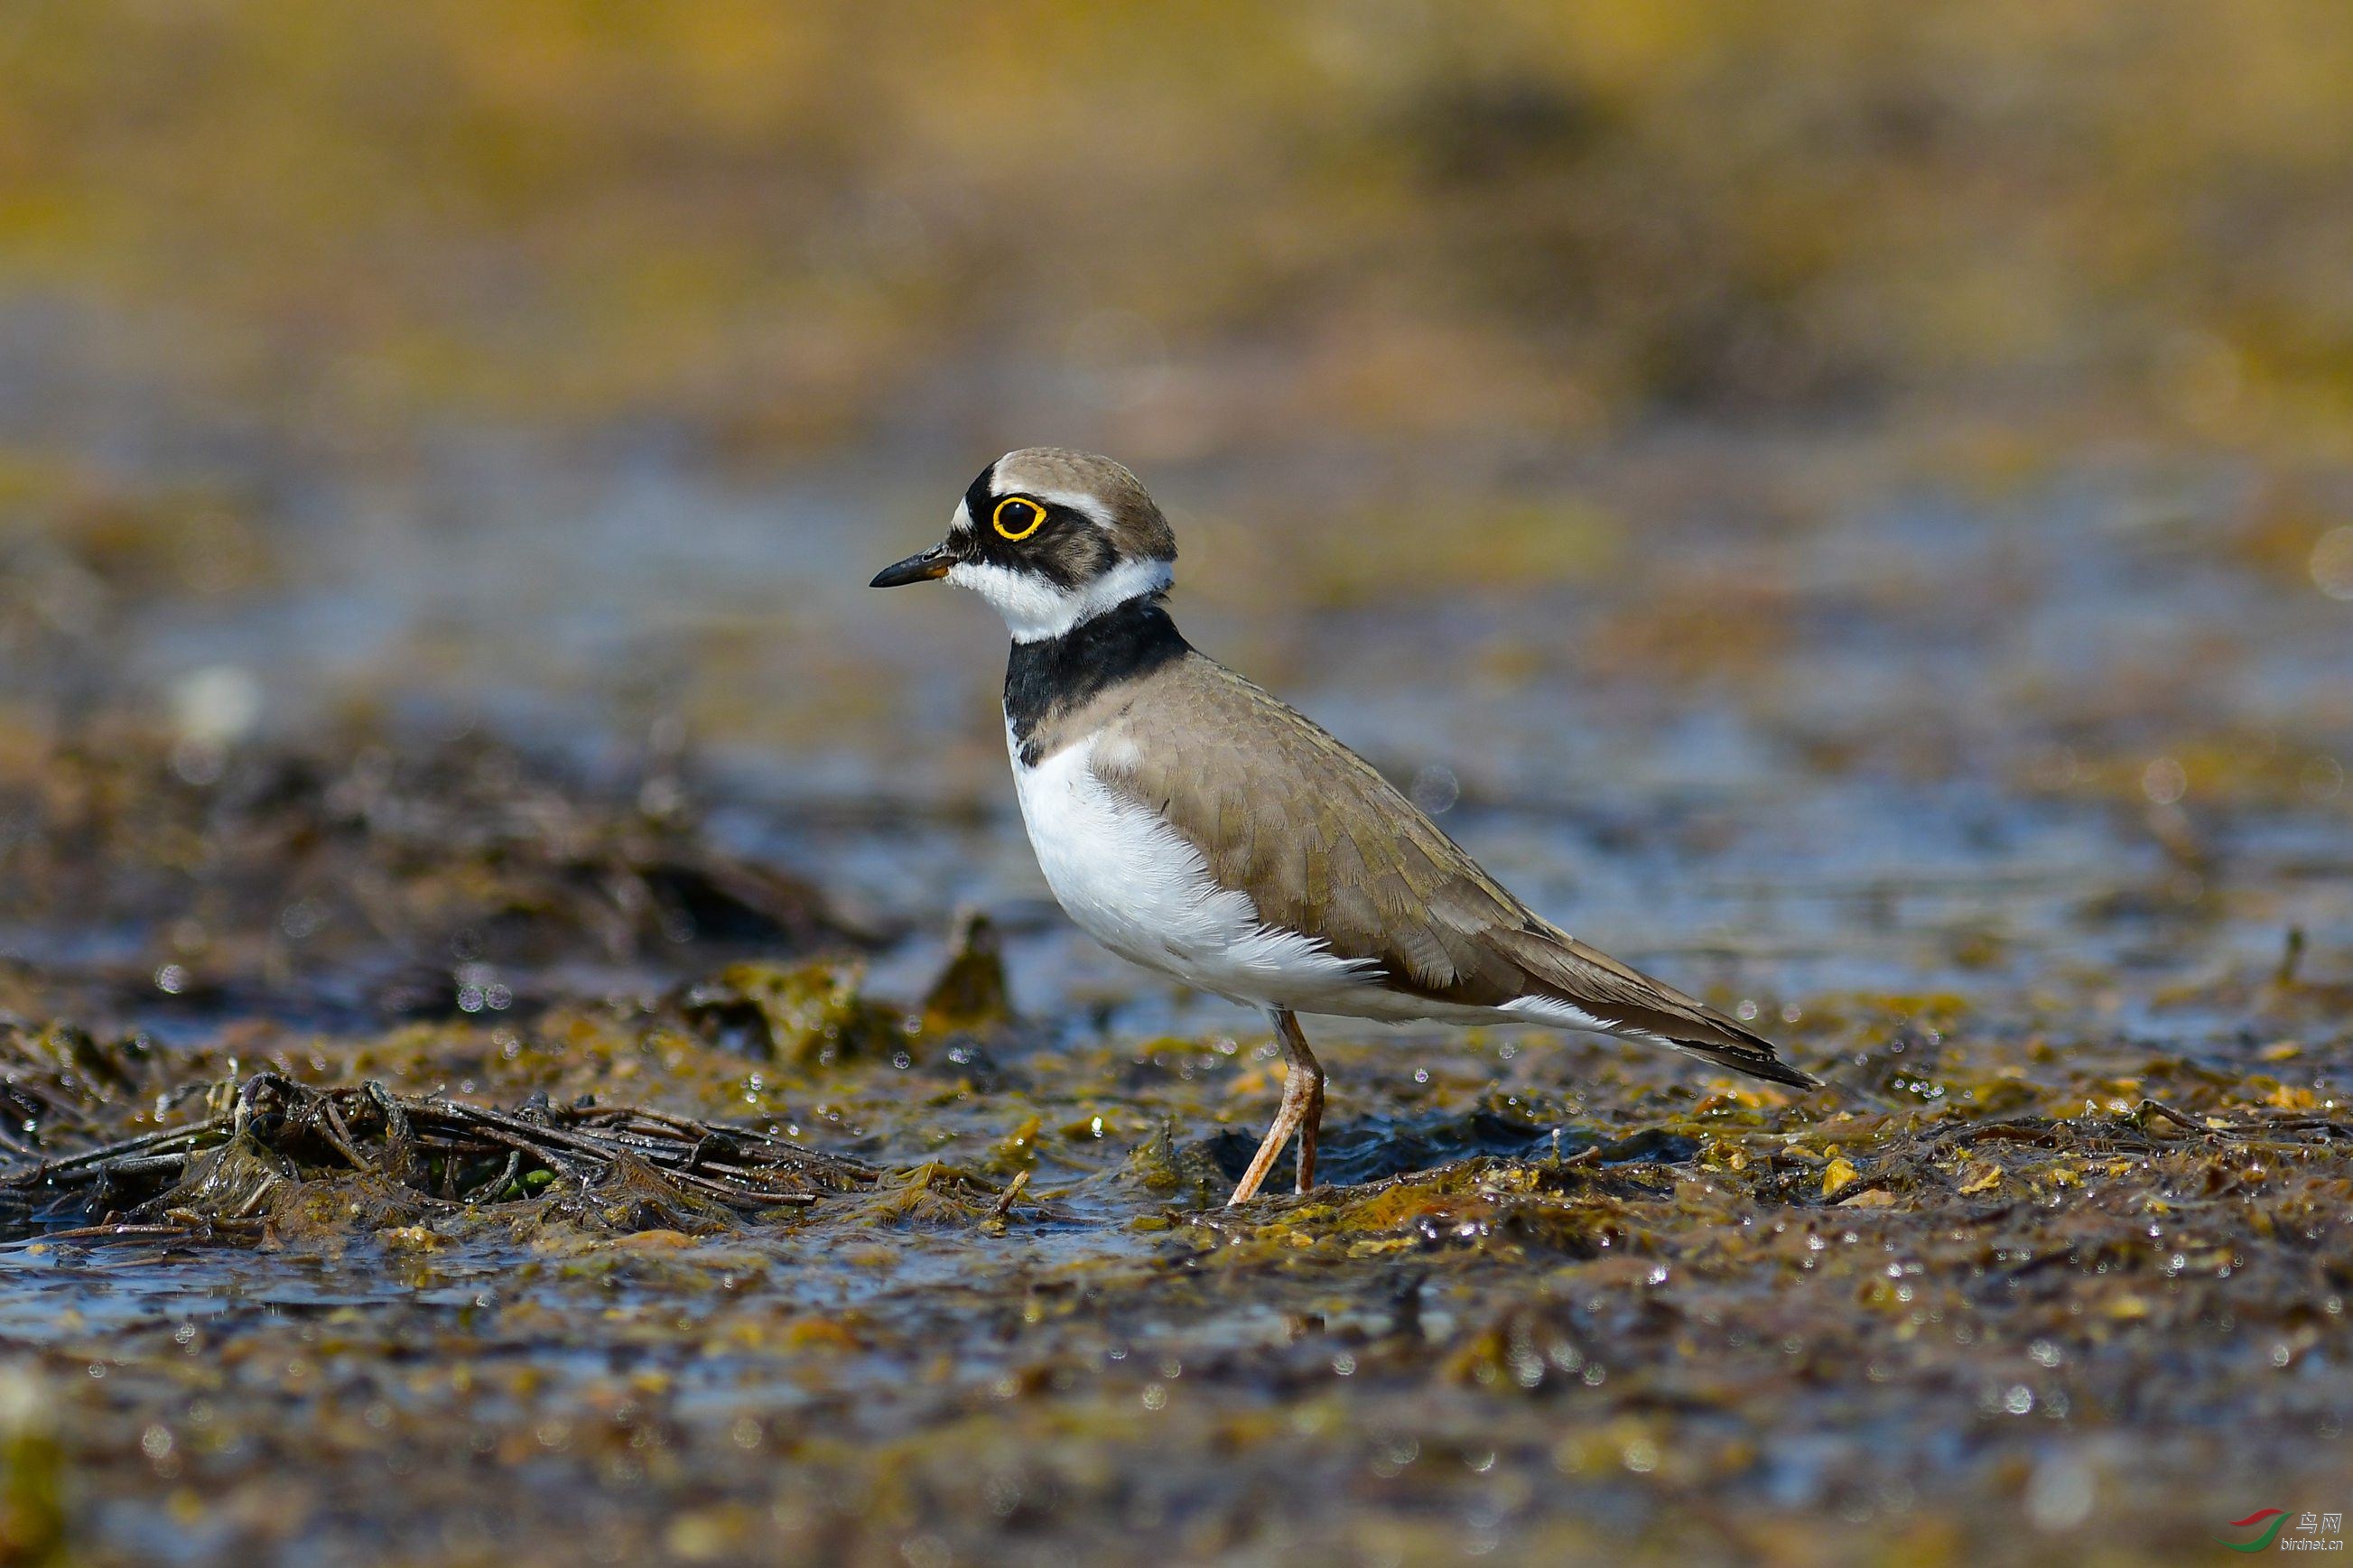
top-left (991, 496), bottom-right (1046, 541)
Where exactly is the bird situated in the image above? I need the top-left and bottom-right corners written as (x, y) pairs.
top-left (871, 449), bottom-right (1816, 1205)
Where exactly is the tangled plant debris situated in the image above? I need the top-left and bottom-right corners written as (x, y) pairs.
top-left (0, 1072), bottom-right (967, 1246)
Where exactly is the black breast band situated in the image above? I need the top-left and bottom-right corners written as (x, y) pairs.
top-left (1003, 597), bottom-right (1189, 766)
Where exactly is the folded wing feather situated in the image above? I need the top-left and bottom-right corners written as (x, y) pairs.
top-left (1094, 652), bottom-right (1816, 1090)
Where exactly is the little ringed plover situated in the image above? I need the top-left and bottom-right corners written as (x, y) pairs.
top-left (872, 449), bottom-right (1815, 1205)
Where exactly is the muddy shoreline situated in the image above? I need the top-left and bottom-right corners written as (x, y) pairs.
top-left (0, 702), bottom-right (2344, 1563)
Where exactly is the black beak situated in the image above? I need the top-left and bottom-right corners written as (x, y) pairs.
top-left (870, 543), bottom-right (953, 588)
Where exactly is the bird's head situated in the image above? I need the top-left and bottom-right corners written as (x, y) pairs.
top-left (870, 448), bottom-right (1177, 642)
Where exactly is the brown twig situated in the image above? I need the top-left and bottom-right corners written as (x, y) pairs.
top-left (990, 1170), bottom-right (1031, 1218)
top-left (319, 1098), bottom-right (376, 1174)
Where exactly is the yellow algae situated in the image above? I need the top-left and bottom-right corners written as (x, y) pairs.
top-left (1821, 1156), bottom-right (1862, 1199)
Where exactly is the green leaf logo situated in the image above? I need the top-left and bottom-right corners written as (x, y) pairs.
top-left (2216, 1510), bottom-right (2289, 1553)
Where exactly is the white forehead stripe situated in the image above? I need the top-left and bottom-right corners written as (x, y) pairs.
top-left (946, 556), bottom-right (1173, 643)
top-left (1008, 485), bottom-right (1119, 532)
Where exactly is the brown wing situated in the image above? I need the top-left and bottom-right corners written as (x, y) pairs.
top-left (1094, 654), bottom-right (1815, 1089)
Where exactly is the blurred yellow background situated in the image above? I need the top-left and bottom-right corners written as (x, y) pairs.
top-left (2, 0), bottom-right (2349, 812)
top-left (6, 0), bottom-right (2351, 453)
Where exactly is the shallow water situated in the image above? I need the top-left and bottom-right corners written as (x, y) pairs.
top-left (2, 326), bottom-right (2350, 1563)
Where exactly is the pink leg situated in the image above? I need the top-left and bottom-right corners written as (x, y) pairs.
top-left (1226, 1008), bottom-right (1325, 1205)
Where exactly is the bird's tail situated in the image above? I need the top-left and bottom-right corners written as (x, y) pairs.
top-left (1488, 923), bottom-right (1820, 1090)
top-left (1656, 1016), bottom-right (1820, 1090)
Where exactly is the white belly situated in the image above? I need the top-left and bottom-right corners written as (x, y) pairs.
top-left (1009, 728), bottom-right (1382, 1010)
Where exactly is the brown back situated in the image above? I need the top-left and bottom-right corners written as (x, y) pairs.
top-left (1067, 651), bottom-right (1811, 1085)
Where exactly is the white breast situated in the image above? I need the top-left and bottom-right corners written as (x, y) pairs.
top-left (1009, 727), bottom-right (1381, 1009)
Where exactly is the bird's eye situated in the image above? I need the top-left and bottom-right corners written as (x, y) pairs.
top-left (991, 496), bottom-right (1046, 541)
